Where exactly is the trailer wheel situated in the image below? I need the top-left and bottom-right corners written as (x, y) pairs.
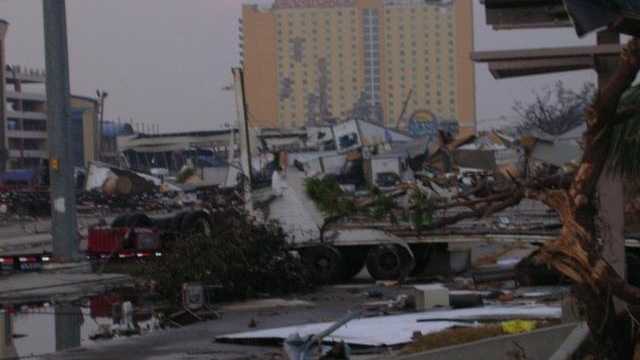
top-left (301, 245), bottom-right (345, 284)
top-left (111, 214), bottom-right (130, 228)
top-left (340, 247), bottom-right (367, 281)
top-left (366, 244), bottom-right (415, 281)
top-left (181, 211), bottom-right (213, 238)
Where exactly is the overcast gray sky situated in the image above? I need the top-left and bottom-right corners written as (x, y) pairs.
top-left (0, 0), bottom-right (597, 132)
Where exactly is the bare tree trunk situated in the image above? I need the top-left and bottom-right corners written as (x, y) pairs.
top-left (530, 36), bottom-right (640, 358)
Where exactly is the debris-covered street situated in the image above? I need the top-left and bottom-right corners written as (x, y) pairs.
top-left (37, 272), bottom-right (568, 360)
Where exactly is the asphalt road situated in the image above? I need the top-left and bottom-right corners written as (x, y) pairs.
top-left (43, 284), bottom-right (398, 360)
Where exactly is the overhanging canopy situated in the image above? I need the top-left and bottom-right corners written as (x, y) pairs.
top-left (471, 44), bottom-right (621, 78)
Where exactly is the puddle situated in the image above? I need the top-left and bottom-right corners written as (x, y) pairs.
top-left (11, 293), bottom-right (162, 358)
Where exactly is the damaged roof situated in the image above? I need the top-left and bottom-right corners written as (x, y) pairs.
top-left (564, 0), bottom-right (640, 37)
top-left (454, 150), bottom-right (498, 171)
top-left (482, 0), bottom-right (640, 37)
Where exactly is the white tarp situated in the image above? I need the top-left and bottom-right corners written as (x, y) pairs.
top-left (217, 305), bottom-right (561, 347)
top-left (85, 162), bottom-right (114, 191)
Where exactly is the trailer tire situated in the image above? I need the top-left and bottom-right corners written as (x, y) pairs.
top-left (366, 244), bottom-right (414, 281)
top-left (301, 245), bottom-right (345, 284)
top-left (111, 214), bottom-right (130, 228)
top-left (181, 211), bottom-right (213, 238)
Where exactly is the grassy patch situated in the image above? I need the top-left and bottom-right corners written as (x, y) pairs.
top-left (402, 320), bottom-right (561, 354)
top-left (402, 325), bottom-right (505, 354)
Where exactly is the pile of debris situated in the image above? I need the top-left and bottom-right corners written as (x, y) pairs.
top-left (216, 281), bottom-right (567, 359)
top-left (0, 189), bottom-right (51, 218)
top-left (0, 162), bottom-right (240, 219)
top-left (289, 123), bottom-right (566, 234)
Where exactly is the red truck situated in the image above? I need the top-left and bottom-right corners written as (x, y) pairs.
top-left (87, 210), bottom-right (214, 259)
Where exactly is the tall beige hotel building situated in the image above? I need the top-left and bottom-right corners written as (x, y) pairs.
top-left (240, 0), bottom-right (475, 135)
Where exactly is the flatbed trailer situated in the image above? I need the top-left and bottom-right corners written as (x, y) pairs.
top-left (262, 167), bottom-right (640, 283)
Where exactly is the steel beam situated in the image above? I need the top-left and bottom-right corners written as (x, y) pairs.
top-left (483, 0), bottom-right (571, 29)
top-left (472, 45), bottom-right (622, 79)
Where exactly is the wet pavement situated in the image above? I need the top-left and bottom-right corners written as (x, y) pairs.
top-left (0, 271), bottom-right (131, 304)
top-left (13, 304), bottom-right (159, 358)
top-left (30, 279), bottom-right (567, 360)
top-left (0, 238), bottom-right (556, 359)
top-left (40, 285), bottom-right (381, 360)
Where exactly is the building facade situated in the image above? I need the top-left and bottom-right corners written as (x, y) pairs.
top-left (0, 18), bottom-right (103, 172)
top-left (2, 66), bottom-right (101, 171)
top-left (0, 20), bottom-right (8, 172)
top-left (5, 66), bottom-right (50, 171)
top-left (240, 0), bottom-right (475, 134)
top-left (70, 96), bottom-right (100, 168)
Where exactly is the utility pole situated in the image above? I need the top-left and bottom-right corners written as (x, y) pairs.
top-left (96, 89), bottom-right (108, 162)
top-left (231, 68), bottom-right (252, 214)
top-left (43, 0), bottom-right (78, 261)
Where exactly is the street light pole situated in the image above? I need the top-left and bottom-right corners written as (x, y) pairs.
top-left (96, 89), bottom-right (108, 162)
top-left (42, 0), bottom-right (78, 261)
